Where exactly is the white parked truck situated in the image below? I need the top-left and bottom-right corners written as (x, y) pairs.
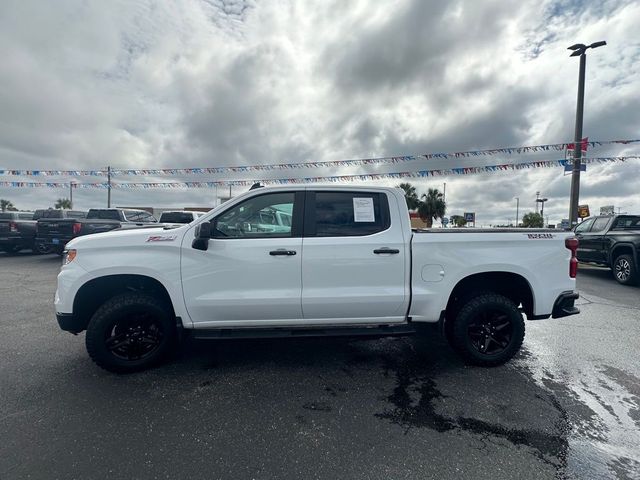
top-left (55, 186), bottom-right (580, 372)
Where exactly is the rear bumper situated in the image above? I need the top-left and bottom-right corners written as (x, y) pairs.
top-left (0, 235), bottom-right (26, 247)
top-left (36, 236), bottom-right (72, 248)
top-left (56, 313), bottom-right (85, 334)
top-left (551, 291), bottom-right (580, 318)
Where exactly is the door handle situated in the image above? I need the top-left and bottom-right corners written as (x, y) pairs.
top-left (269, 249), bottom-right (297, 256)
top-left (373, 248), bottom-right (400, 254)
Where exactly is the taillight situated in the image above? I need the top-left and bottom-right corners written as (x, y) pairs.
top-left (72, 222), bottom-right (82, 235)
top-left (565, 237), bottom-right (578, 278)
top-left (9, 221), bottom-right (17, 232)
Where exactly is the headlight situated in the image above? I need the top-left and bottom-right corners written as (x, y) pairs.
top-left (62, 249), bottom-right (77, 265)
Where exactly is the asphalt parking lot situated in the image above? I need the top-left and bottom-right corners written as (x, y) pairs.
top-left (1, 254), bottom-right (639, 480)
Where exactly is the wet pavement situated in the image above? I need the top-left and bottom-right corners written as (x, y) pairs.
top-left (0, 254), bottom-right (638, 479)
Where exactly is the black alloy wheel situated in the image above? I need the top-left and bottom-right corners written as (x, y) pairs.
top-left (467, 309), bottom-right (513, 356)
top-left (450, 293), bottom-right (525, 367)
top-left (105, 312), bottom-right (164, 361)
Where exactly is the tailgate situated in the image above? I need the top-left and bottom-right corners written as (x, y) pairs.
top-left (37, 219), bottom-right (76, 237)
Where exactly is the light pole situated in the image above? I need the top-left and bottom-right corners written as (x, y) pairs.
top-left (69, 181), bottom-right (75, 209)
top-left (515, 197), bottom-right (519, 227)
top-left (567, 40), bottom-right (606, 227)
top-left (537, 197), bottom-right (548, 224)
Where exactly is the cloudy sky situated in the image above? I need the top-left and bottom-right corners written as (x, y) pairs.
top-left (1, 0), bottom-right (639, 225)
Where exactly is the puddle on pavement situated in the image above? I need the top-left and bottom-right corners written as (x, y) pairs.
top-left (514, 350), bottom-right (640, 479)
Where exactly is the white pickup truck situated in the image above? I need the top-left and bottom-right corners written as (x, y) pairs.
top-left (55, 185), bottom-right (580, 373)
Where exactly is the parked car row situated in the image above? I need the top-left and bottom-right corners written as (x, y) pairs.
top-left (0, 208), bottom-right (206, 255)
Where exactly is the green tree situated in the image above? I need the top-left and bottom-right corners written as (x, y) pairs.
top-left (396, 182), bottom-right (421, 211)
top-left (55, 198), bottom-right (72, 209)
top-left (0, 199), bottom-right (16, 212)
top-left (418, 188), bottom-right (446, 228)
top-left (450, 215), bottom-right (467, 227)
top-left (522, 212), bottom-right (544, 228)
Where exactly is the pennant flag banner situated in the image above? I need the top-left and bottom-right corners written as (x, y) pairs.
top-left (1, 156), bottom-right (637, 189)
top-left (0, 139), bottom-right (638, 177)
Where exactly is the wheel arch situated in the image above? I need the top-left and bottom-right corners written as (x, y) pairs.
top-left (610, 243), bottom-right (638, 267)
top-left (445, 271), bottom-right (535, 320)
top-left (73, 274), bottom-right (176, 332)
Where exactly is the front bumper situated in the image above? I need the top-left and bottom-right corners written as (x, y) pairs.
top-left (551, 291), bottom-right (580, 318)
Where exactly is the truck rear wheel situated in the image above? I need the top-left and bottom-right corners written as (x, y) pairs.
top-left (85, 293), bottom-right (175, 373)
top-left (450, 293), bottom-right (525, 367)
top-left (612, 254), bottom-right (638, 286)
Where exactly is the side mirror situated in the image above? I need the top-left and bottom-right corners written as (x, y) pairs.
top-left (192, 222), bottom-right (212, 251)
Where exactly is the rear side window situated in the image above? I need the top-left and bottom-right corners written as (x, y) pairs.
top-left (160, 212), bottom-right (193, 223)
top-left (590, 217), bottom-right (611, 232)
top-left (612, 216), bottom-right (640, 230)
top-left (87, 210), bottom-right (121, 220)
top-left (41, 210), bottom-right (63, 219)
top-left (309, 192), bottom-right (390, 237)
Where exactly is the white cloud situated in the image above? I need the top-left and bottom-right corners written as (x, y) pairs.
top-left (0, 0), bottom-right (638, 222)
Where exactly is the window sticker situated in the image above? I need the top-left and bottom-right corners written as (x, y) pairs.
top-left (353, 197), bottom-right (375, 222)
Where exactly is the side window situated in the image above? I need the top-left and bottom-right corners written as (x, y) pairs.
top-left (213, 192), bottom-right (295, 238)
top-left (142, 212), bottom-right (157, 222)
top-left (18, 213), bottom-right (34, 220)
top-left (312, 192), bottom-right (389, 237)
top-left (612, 216), bottom-right (640, 230)
top-left (574, 218), bottom-right (595, 233)
top-left (590, 217), bottom-right (610, 232)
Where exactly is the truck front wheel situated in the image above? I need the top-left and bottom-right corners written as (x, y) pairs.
top-left (450, 294), bottom-right (525, 367)
top-left (85, 293), bottom-right (175, 373)
top-left (612, 254), bottom-right (638, 286)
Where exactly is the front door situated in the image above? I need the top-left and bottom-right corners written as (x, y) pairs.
top-left (574, 217), bottom-right (598, 262)
top-left (301, 190), bottom-right (409, 324)
top-left (181, 190), bottom-right (304, 327)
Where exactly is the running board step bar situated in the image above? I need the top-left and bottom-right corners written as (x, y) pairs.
top-left (190, 324), bottom-right (417, 340)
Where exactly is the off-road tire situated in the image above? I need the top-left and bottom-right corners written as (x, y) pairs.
top-left (612, 254), bottom-right (638, 286)
top-left (33, 243), bottom-right (52, 255)
top-left (451, 293), bottom-right (525, 367)
top-left (85, 293), bottom-right (175, 373)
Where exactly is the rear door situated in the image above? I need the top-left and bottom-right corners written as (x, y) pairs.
top-left (301, 190), bottom-right (408, 324)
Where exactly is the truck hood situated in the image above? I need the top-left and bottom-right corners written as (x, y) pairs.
top-left (66, 225), bottom-right (187, 250)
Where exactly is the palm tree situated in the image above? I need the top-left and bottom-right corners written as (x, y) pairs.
top-left (396, 182), bottom-right (421, 211)
top-left (0, 199), bottom-right (15, 212)
top-left (55, 198), bottom-right (72, 209)
top-left (418, 188), bottom-right (446, 228)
